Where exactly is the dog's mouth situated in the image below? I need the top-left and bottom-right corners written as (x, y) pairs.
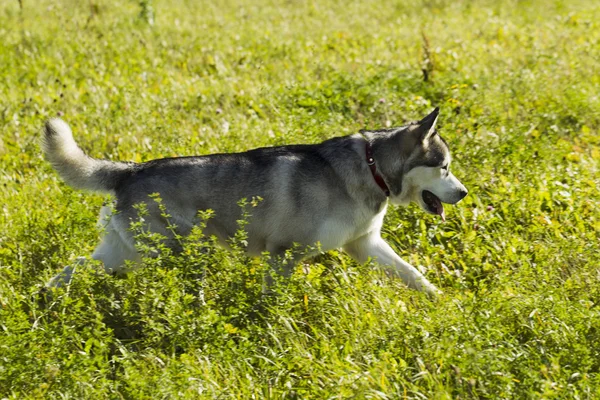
top-left (422, 190), bottom-right (445, 221)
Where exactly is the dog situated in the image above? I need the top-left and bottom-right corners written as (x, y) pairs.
top-left (43, 108), bottom-right (467, 296)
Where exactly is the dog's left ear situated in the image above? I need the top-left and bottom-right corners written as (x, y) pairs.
top-left (416, 107), bottom-right (440, 142)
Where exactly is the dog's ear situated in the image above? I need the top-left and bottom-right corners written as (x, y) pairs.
top-left (415, 107), bottom-right (440, 142)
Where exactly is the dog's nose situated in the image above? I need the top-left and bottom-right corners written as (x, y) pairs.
top-left (458, 189), bottom-right (468, 200)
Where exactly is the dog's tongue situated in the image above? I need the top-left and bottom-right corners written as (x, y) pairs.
top-left (433, 198), bottom-right (445, 222)
top-left (423, 190), bottom-right (445, 221)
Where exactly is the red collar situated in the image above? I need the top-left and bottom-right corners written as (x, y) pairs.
top-left (365, 142), bottom-right (390, 197)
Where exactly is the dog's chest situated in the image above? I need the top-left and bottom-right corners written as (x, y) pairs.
top-left (318, 202), bottom-right (388, 250)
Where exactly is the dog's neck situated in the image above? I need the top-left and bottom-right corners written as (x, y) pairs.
top-left (365, 142), bottom-right (390, 197)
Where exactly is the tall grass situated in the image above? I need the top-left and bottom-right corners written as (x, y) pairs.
top-left (0, 0), bottom-right (599, 397)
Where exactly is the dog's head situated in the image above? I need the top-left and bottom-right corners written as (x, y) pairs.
top-left (367, 108), bottom-right (467, 220)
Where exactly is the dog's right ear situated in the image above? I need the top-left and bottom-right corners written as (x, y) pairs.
top-left (415, 107), bottom-right (440, 142)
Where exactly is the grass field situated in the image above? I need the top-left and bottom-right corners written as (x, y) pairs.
top-left (1, 0), bottom-right (600, 398)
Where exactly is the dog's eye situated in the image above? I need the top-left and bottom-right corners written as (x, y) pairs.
top-left (441, 165), bottom-right (448, 170)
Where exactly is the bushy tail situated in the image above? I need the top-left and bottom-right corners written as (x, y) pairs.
top-left (43, 119), bottom-right (134, 192)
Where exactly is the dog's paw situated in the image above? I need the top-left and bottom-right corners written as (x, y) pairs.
top-left (429, 287), bottom-right (443, 298)
top-left (421, 282), bottom-right (443, 298)
top-left (37, 285), bottom-right (53, 306)
top-left (45, 265), bottom-right (76, 289)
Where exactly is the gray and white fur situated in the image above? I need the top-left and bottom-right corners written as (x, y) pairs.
top-left (43, 108), bottom-right (467, 296)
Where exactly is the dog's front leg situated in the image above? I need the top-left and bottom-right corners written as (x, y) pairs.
top-left (262, 245), bottom-right (299, 293)
top-left (343, 234), bottom-right (441, 296)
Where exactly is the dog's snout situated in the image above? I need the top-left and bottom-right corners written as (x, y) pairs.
top-left (458, 188), bottom-right (468, 201)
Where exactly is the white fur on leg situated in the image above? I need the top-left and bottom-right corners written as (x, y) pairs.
top-left (91, 231), bottom-right (139, 275)
top-left (343, 234), bottom-right (441, 297)
top-left (45, 256), bottom-right (87, 289)
top-left (92, 210), bottom-right (140, 275)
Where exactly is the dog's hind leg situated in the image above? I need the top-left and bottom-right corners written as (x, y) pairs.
top-left (44, 207), bottom-right (139, 291)
top-left (91, 220), bottom-right (140, 276)
top-left (45, 227), bottom-right (134, 289)
top-left (343, 234), bottom-right (441, 297)
top-left (262, 244), bottom-right (302, 292)
top-left (45, 256), bottom-right (88, 289)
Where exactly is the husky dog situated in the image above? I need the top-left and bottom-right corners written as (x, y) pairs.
top-left (43, 108), bottom-right (467, 296)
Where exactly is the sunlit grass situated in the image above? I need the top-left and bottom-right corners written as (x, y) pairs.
top-left (1, 0), bottom-right (599, 398)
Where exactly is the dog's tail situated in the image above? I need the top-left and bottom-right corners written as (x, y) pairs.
top-left (43, 119), bottom-right (135, 193)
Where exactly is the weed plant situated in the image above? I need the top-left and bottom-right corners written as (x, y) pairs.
top-left (0, 0), bottom-right (599, 397)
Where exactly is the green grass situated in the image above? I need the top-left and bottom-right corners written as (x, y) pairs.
top-left (1, 0), bottom-right (600, 397)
